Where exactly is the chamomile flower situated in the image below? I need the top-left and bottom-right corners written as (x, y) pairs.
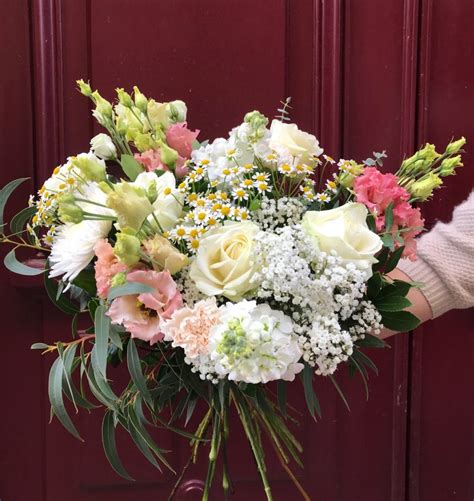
top-left (278, 163), bottom-right (294, 175)
top-left (323, 154), bottom-right (336, 164)
top-left (232, 187), bottom-right (249, 201)
top-left (325, 179), bottom-right (338, 193)
top-left (241, 178), bottom-right (255, 189)
top-left (315, 193), bottom-right (331, 203)
top-left (255, 181), bottom-right (271, 194)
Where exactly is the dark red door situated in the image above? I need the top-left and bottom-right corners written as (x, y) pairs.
top-left (1, 1), bottom-right (472, 500)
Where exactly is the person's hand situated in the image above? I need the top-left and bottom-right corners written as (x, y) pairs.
top-left (378, 268), bottom-right (432, 339)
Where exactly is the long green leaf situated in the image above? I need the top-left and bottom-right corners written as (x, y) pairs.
top-left (0, 177), bottom-right (29, 230)
top-left (102, 412), bottom-right (135, 481)
top-left (44, 271), bottom-right (80, 315)
top-left (375, 295), bottom-right (412, 311)
top-left (108, 282), bottom-right (154, 302)
top-left (301, 364), bottom-right (321, 420)
top-left (92, 305), bottom-right (110, 378)
top-left (4, 249), bottom-right (44, 275)
top-left (127, 339), bottom-right (153, 405)
top-left (381, 310), bottom-right (420, 331)
top-left (48, 357), bottom-right (82, 440)
top-left (10, 206), bottom-right (36, 234)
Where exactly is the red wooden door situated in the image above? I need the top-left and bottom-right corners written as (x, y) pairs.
top-left (1, 1), bottom-right (472, 500)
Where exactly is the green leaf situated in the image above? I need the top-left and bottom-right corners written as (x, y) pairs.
top-left (375, 295), bottom-right (412, 311)
top-left (0, 177), bottom-right (29, 230)
top-left (108, 282), bottom-right (154, 302)
top-left (127, 339), bottom-right (152, 405)
top-left (277, 380), bottom-right (287, 418)
top-left (379, 279), bottom-right (412, 299)
top-left (373, 247), bottom-right (390, 272)
top-left (356, 334), bottom-right (388, 349)
top-left (367, 272), bottom-right (383, 299)
top-left (102, 412), bottom-right (135, 481)
top-left (381, 310), bottom-right (420, 331)
top-left (73, 267), bottom-right (97, 296)
top-left (352, 348), bottom-right (379, 375)
top-left (119, 154), bottom-right (144, 181)
top-left (109, 324), bottom-right (123, 350)
top-left (44, 271), bottom-right (80, 315)
top-left (301, 364), bottom-right (321, 420)
top-left (381, 234), bottom-right (395, 251)
top-left (31, 342), bottom-right (50, 350)
top-left (10, 206), bottom-right (36, 234)
top-left (384, 246), bottom-right (405, 273)
top-left (384, 202), bottom-right (394, 230)
top-left (249, 198), bottom-right (261, 211)
top-left (48, 357), bottom-right (82, 440)
top-left (4, 249), bottom-right (45, 275)
top-left (329, 375), bottom-right (350, 411)
top-left (92, 305), bottom-right (110, 378)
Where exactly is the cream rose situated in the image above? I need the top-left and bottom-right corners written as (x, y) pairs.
top-left (134, 171), bottom-right (183, 231)
top-left (189, 221), bottom-right (259, 300)
top-left (301, 203), bottom-right (382, 278)
top-left (269, 119), bottom-right (323, 163)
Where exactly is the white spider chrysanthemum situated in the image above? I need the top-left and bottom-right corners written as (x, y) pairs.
top-left (49, 219), bottom-right (112, 282)
top-left (49, 182), bottom-right (113, 282)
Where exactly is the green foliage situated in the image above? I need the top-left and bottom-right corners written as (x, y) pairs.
top-left (119, 154), bottom-right (144, 181)
top-left (0, 177), bottom-right (29, 231)
top-left (4, 249), bottom-right (45, 275)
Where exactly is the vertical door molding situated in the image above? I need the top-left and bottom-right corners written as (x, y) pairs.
top-left (30, 0), bottom-right (64, 182)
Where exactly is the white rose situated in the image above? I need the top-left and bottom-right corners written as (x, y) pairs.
top-left (269, 119), bottom-right (323, 163)
top-left (301, 203), bottom-right (382, 278)
top-left (134, 171), bottom-right (183, 231)
top-left (90, 133), bottom-right (117, 160)
top-left (189, 221), bottom-right (259, 300)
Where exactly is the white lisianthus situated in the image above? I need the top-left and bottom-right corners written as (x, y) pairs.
top-left (269, 119), bottom-right (323, 163)
top-left (90, 133), bottom-right (117, 160)
top-left (189, 221), bottom-right (259, 300)
top-left (208, 301), bottom-right (303, 384)
top-left (301, 203), bottom-right (383, 278)
top-left (134, 171), bottom-right (183, 231)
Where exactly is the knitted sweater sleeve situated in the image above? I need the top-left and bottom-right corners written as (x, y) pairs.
top-left (397, 191), bottom-right (474, 318)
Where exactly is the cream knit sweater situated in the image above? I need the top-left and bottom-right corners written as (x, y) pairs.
top-left (398, 191), bottom-right (474, 318)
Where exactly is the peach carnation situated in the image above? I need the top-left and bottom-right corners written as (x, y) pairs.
top-left (160, 298), bottom-right (221, 359)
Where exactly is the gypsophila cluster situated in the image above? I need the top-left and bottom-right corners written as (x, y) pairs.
top-left (250, 225), bottom-right (380, 375)
top-left (253, 197), bottom-right (306, 230)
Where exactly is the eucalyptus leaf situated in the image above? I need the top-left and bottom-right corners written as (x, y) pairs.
top-left (92, 305), bottom-right (110, 378)
top-left (108, 282), bottom-right (154, 302)
top-left (127, 339), bottom-right (153, 405)
top-left (102, 412), bottom-right (135, 481)
top-left (10, 206), bottom-right (36, 234)
top-left (4, 249), bottom-right (45, 275)
top-left (0, 177), bottom-right (29, 230)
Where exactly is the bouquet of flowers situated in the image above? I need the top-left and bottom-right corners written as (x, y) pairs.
top-left (0, 82), bottom-right (465, 500)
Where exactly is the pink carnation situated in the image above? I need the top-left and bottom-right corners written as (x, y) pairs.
top-left (166, 122), bottom-right (199, 159)
top-left (93, 239), bottom-right (127, 299)
top-left (160, 298), bottom-right (221, 358)
top-left (134, 149), bottom-right (168, 173)
top-left (354, 167), bottom-right (424, 259)
top-left (107, 269), bottom-right (183, 345)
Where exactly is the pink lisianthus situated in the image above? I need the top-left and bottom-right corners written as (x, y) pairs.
top-left (107, 269), bottom-right (183, 345)
top-left (134, 149), bottom-right (168, 173)
top-left (166, 122), bottom-right (199, 159)
top-left (354, 167), bottom-right (424, 259)
top-left (93, 239), bottom-right (127, 299)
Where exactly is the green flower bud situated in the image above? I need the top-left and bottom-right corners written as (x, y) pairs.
top-left (57, 194), bottom-right (84, 224)
top-left (111, 271), bottom-right (127, 287)
top-left (159, 142), bottom-right (178, 168)
top-left (98, 181), bottom-right (113, 194)
top-left (168, 100), bottom-right (187, 123)
top-left (244, 110), bottom-right (269, 142)
top-left (71, 154), bottom-right (107, 183)
top-left (106, 182), bottom-right (153, 232)
top-left (409, 172), bottom-right (443, 201)
top-left (133, 132), bottom-right (160, 152)
top-left (146, 179), bottom-right (158, 204)
top-left (116, 88), bottom-right (134, 108)
top-left (77, 79), bottom-right (92, 97)
top-left (445, 136), bottom-right (466, 155)
top-left (114, 232), bottom-right (141, 266)
top-left (133, 86), bottom-right (148, 113)
top-left (439, 155), bottom-right (463, 176)
top-left (92, 90), bottom-right (113, 120)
